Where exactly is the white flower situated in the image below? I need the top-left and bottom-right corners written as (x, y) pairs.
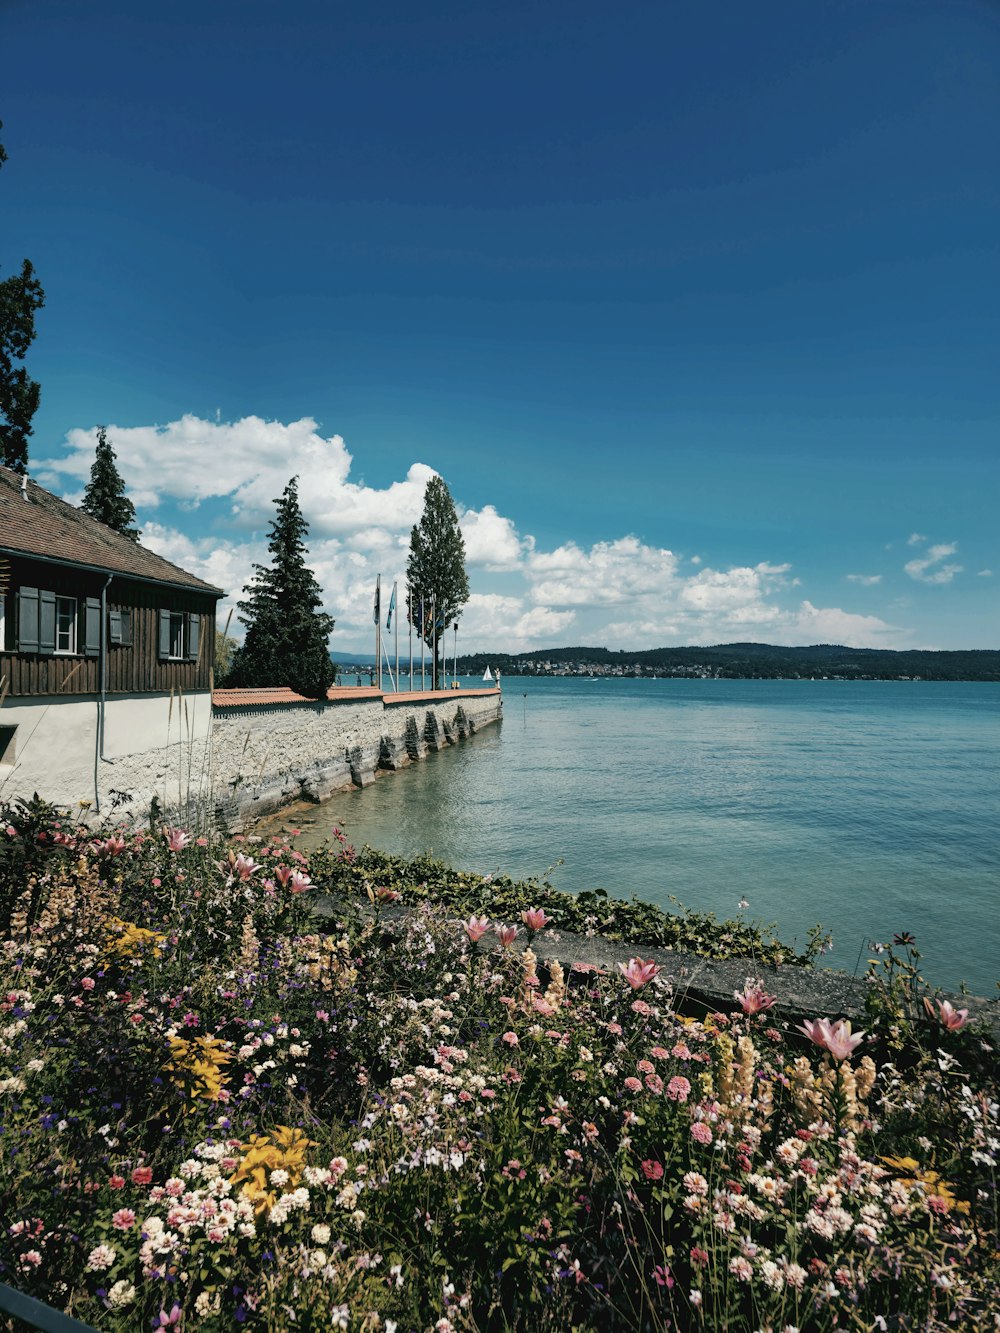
top-left (107, 1279), bottom-right (136, 1308)
top-left (311, 1223), bottom-right (331, 1245)
top-left (85, 1244), bottom-right (116, 1272)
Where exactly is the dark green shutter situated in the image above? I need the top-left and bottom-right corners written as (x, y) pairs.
top-left (83, 598), bottom-right (101, 657)
top-left (158, 608), bottom-right (172, 659)
top-left (109, 609), bottom-right (124, 645)
top-left (187, 613), bottom-right (201, 662)
top-left (17, 587), bottom-right (39, 652)
top-left (39, 590), bottom-right (56, 654)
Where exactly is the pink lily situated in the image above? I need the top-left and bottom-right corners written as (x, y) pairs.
top-left (923, 996), bottom-right (969, 1031)
top-left (94, 835), bottom-right (127, 856)
top-left (288, 871), bottom-right (312, 895)
top-left (374, 886), bottom-right (401, 904)
top-left (521, 907), bottom-right (552, 933)
top-left (496, 923), bottom-right (519, 949)
top-left (464, 915), bottom-right (490, 945)
top-left (735, 980), bottom-right (777, 1016)
top-left (618, 957), bottom-right (662, 990)
top-left (798, 1017), bottom-right (865, 1061)
top-left (232, 853), bottom-right (262, 881)
top-left (165, 827), bottom-right (191, 852)
top-left (155, 1306), bottom-right (182, 1329)
top-left (274, 864), bottom-right (295, 886)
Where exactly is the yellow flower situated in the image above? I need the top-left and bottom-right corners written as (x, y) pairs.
top-left (165, 1035), bottom-right (232, 1103)
top-left (230, 1127), bottom-right (317, 1217)
top-left (103, 916), bottom-right (167, 961)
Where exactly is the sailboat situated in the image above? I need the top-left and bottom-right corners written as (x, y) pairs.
top-left (483, 665), bottom-right (494, 683)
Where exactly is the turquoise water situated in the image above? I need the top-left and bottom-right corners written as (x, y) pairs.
top-left (291, 678), bottom-right (1000, 995)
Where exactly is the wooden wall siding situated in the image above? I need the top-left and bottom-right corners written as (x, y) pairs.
top-left (2, 561), bottom-right (217, 697)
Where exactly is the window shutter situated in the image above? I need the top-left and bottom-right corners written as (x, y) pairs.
top-left (187, 613), bottom-right (201, 662)
top-left (83, 597), bottom-right (101, 657)
top-left (109, 609), bottom-right (124, 645)
top-left (158, 608), bottom-right (172, 659)
top-left (17, 587), bottom-right (39, 652)
top-left (39, 590), bottom-right (57, 655)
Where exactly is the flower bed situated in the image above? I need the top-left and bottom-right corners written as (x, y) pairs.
top-left (1, 798), bottom-right (997, 1331)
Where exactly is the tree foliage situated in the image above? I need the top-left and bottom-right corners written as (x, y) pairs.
top-left (406, 475), bottom-right (470, 688)
top-left (81, 426), bottom-right (140, 541)
top-left (0, 123), bottom-right (45, 474)
top-left (225, 477), bottom-right (336, 699)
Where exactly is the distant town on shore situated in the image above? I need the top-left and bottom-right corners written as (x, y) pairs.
top-left (335, 643), bottom-right (1000, 682)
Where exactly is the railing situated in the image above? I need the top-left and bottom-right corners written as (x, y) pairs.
top-left (0, 1283), bottom-right (98, 1332)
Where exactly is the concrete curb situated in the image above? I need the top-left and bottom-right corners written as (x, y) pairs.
top-left (314, 895), bottom-right (1000, 1046)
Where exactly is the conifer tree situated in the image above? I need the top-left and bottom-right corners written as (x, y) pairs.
top-left (0, 123), bottom-right (45, 474)
top-left (406, 475), bottom-right (470, 689)
top-left (81, 426), bottom-right (141, 540)
top-left (226, 477), bottom-right (336, 699)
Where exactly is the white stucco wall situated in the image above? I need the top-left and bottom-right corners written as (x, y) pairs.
top-left (0, 691), bottom-right (213, 816)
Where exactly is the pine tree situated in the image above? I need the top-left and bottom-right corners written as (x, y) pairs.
top-left (81, 426), bottom-right (141, 540)
top-left (0, 124), bottom-right (45, 474)
top-left (226, 477), bottom-right (336, 699)
top-left (406, 475), bottom-right (470, 689)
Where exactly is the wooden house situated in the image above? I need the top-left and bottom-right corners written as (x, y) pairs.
top-left (0, 465), bottom-right (224, 815)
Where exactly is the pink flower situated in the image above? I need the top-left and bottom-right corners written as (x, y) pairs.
top-left (521, 907), bottom-right (552, 932)
top-left (735, 981), bottom-right (777, 1016)
top-left (496, 923), bottom-right (519, 948)
top-left (644, 1073), bottom-right (664, 1094)
top-left (652, 1262), bottom-right (673, 1288)
top-left (108, 1174), bottom-right (125, 1190)
top-left (95, 835), bottom-right (127, 856)
top-left (617, 957), bottom-right (662, 990)
top-left (165, 827), bottom-right (191, 852)
top-left (798, 1017), bottom-right (866, 1061)
top-left (375, 887), bottom-right (401, 903)
top-left (690, 1122), bottom-right (713, 1145)
top-left (232, 853), bottom-right (262, 881)
top-left (623, 1076), bottom-right (643, 1093)
top-left (274, 864), bottom-right (294, 886)
top-left (80, 977), bottom-right (96, 991)
top-left (666, 1075), bottom-right (691, 1102)
top-left (155, 1305), bottom-right (182, 1329)
top-left (132, 1166), bottom-right (153, 1185)
top-left (641, 1159), bottom-right (664, 1181)
top-left (464, 914), bottom-right (490, 944)
top-left (923, 996), bottom-right (969, 1031)
top-left (502, 1031), bottom-right (519, 1047)
top-left (111, 1208), bottom-right (136, 1230)
top-left (288, 871), bottom-right (312, 894)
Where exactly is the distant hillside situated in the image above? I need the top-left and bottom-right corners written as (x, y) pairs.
top-left (455, 643), bottom-right (1000, 681)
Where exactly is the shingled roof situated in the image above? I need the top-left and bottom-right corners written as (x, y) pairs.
top-left (0, 465), bottom-right (224, 596)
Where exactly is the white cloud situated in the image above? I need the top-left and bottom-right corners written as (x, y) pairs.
top-left (904, 543), bottom-right (963, 585)
top-left (977, 569), bottom-right (993, 578)
top-left (41, 413), bottom-right (914, 655)
top-left (459, 505), bottom-right (525, 570)
top-left (907, 532), bottom-right (927, 546)
top-left (845, 573), bottom-right (882, 586)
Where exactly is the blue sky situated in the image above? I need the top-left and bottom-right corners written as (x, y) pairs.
top-left (3, 0), bottom-right (998, 652)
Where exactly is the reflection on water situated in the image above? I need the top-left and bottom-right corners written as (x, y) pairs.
top-left (278, 678), bottom-right (1000, 994)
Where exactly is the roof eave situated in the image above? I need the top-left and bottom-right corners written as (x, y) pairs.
top-left (0, 544), bottom-right (225, 598)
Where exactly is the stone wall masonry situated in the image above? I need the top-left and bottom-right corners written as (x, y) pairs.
top-left (210, 688), bottom-right (502, 829)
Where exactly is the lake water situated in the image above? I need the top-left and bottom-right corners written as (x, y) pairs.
top-left (286, 678), bottom-right (1000, 995)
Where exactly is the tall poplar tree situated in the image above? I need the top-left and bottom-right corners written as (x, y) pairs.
top-left (81, 426), bottom-right (141, 540)
top-left (0, 123), bottom-right (45, 474)
top-left (226, 477), bottom-right (336, 699)
top-left (406, 475), bottom-right (470, 689)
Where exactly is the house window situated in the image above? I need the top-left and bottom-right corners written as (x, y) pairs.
top-left (0, 725), bottom-right (15, 769)
top-left (55, 597), bottom-right (78, 654)
top-left (158, 608), bottom-right (201, 663)
top-left (109, 608), bottom-right (132, 646)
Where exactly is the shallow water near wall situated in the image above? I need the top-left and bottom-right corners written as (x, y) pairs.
top-left (283, 677), bottom-right (1000, 995)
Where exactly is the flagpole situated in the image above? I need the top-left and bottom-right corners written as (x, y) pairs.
top-left (408, 587), bottom-right (413, 690)
top-left (420, 595), bottom-right (425, 691)
top-left (393, 581), bottom-right (399, 693)
top-left (375, 574), bottom-right (381, 691)
top-left (431, 594), bottom-right (437, 691)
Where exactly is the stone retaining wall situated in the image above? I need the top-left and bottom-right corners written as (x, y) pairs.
top-left (210, 689), bottom-right (502, 828)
